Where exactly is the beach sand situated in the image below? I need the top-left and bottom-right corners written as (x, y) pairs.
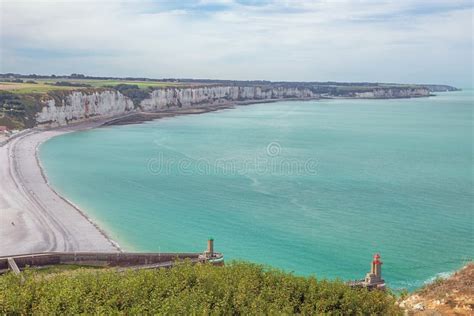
top-left (0, 122), bottom-right (120, 256)
top-left (0, 107), bottom-right (239, 257)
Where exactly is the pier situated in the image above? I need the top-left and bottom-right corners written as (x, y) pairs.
top-left (0, 239), bottom-right (223, 274)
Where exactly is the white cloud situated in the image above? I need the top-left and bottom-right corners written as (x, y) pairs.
top-left (0, 0), bottom-right (472, 87)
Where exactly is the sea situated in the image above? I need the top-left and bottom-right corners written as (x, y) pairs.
top-left (40, 89), bottom-right (473, 290)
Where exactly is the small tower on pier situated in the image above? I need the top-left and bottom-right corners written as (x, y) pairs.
top-left (206, 238), bottom-right (214, 257)
top-left (199, 238), bottom-right (223, 264)
top-left (364, 253), bottom-right (385, 289)
top-left (202, 237), bottom-right (214, 259)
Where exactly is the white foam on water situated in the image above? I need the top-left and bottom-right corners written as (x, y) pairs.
top-left (423, 271), bottom-right (454, 285)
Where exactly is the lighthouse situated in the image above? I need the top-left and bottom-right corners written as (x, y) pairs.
top-left (364, 253), bottom-right (385, 289)
top-left (371, 253), bottom-right (382, 278)
top-left (206, 238), bottom-right (214, 257)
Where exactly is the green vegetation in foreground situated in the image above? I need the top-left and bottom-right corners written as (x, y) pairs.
top-left (33, 264), bottom-right (104, 275)
top-left (0, 261), bottom-right (401, 315)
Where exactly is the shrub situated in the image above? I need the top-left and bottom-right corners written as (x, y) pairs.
top-left (109, 84), bottom-right (151, 107)
top-left (48, 81), bottom-right (92, 87)
top-left (0, 261), bottom-right (402, 315)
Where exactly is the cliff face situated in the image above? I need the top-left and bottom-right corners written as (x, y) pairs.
top-left (354, 88), bottom-right (430, 98)
top-left (36, 91), bottom-right (135, 126)
top-left (423, 84), bottom-right (460, 92)
top-left (34, 85), bottom-right (431, 127)
top-left (140, 86), bottom-right (316, 111)
top-left (36, 86), bottom-right (317, 127)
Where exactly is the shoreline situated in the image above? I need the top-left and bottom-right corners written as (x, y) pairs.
top-left (0, 94), bottom-right (459, 262)
top-left (102, 97), bottom-right (320, 126)
top-left (0, 131), bottom-right (119, 256)
top-left (34, 143), bottom-right (122, 252)
top-left (1, 99), bottom-right (301, 257)
top-left (0, 117), bottom-right (131, 256)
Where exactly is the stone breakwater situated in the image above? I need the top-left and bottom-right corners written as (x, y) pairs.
top-left (35, 85), bottom-right (430, 127)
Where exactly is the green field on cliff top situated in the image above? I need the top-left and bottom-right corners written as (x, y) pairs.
top-left (0, 78), bottom-right (184, 94)
top-left (0, 77), bottom-right (427, 95)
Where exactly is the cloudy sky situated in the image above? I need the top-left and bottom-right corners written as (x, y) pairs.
top-left (1, 0), bottom-right (473, 87)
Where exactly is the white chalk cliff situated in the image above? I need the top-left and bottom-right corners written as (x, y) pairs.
top-left (140, 86), bottom-right (316, 111)
top-left (36, 86), bottom-right (317, 126)
top-left (35, 85), bottom-right (430, 127)
top-left (37, 91), bottom-right (135, 127)
top-left (353, 88), bottom-right (430, 98)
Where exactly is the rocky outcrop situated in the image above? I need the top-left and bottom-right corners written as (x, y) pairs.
top-left (36, 91), bottom-right (135, 127)
top-left (399, 263), bottom-right (473, 315)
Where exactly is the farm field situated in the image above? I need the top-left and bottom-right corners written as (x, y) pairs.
top-left (0, 78), bottom-right (186, 94)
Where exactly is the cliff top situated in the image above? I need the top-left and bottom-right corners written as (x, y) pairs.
top-left (0, 78), bottom-right (187, 95)
top-left (0, 75), bottom-right (458, 130)
top-left (0, 73), bottom-right (459, 96)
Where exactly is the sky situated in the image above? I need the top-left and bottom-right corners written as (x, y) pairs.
top-left (1, 0), bottom-right (473, 87)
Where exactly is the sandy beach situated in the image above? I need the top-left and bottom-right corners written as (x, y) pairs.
top-left (0, 106), bottom-right (250, 257)
top-left (0, 122), bottom-right (121, 257)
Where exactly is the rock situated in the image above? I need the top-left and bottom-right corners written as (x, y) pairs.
top-left (413, 303), bottom-right (425, 311)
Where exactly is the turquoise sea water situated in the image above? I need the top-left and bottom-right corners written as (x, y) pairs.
top-left (40, 90), bottom-right (473, 290)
